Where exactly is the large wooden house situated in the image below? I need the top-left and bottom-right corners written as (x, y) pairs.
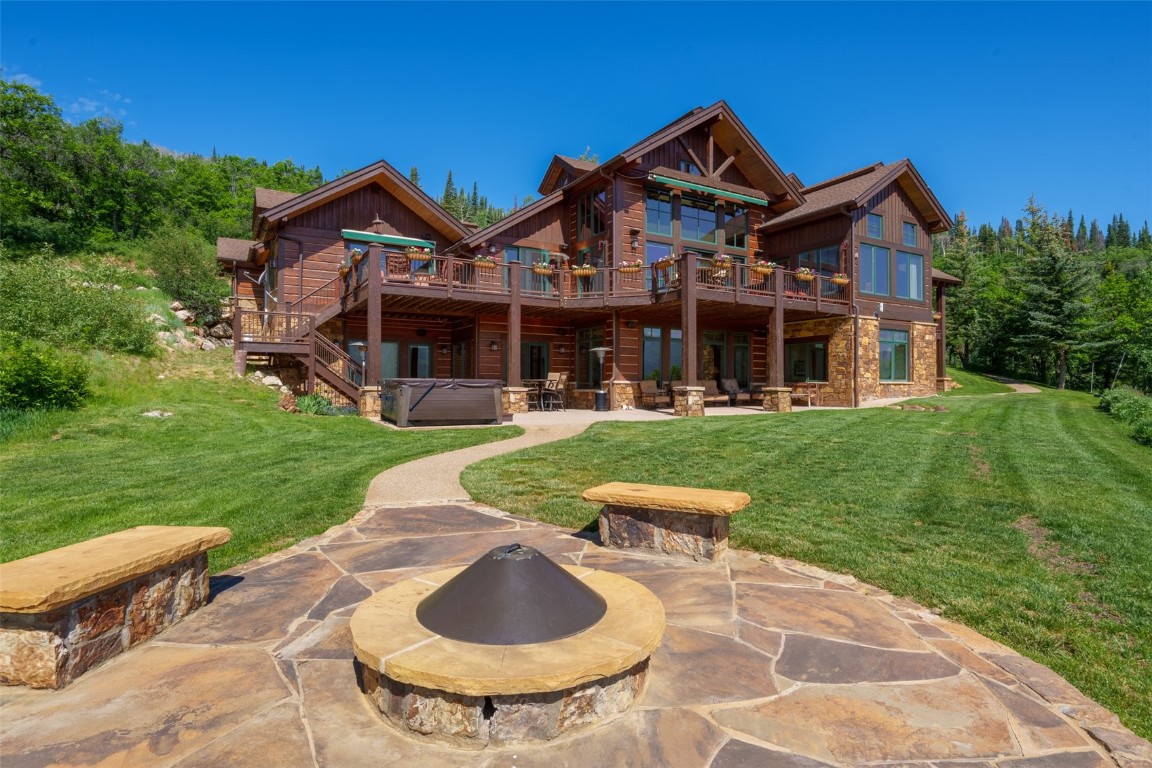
top-left (217, 101), bottom-right (957, 414)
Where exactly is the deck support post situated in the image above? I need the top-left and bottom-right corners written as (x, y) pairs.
top-left (508, 264), bottom-right (522, 386)
top-left (682, 253), bottom-right (698, 385)
top-left (770, 306), bottom-right (784, 388)
top-left (366, 244), bottom-right (382, 387)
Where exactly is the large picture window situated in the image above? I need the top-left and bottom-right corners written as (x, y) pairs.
top-left (895, 251), bottom-right (924, 300)
top-left (721, 203), bottom-right (748, 250)
top-left (879, 329), bottom-right (909, 381)
top-left (577, 188), bottom-right (607, 242)
top-left (642, 327), bottom-right (662, 382)
top-left (859, 243), bottom-right (890, 296)
top-left (798, 245), bottom-right (840, 276)
top-left (680, 196), bottom-right (717, 243)
top-left (645, 189), bottom-right (673, 237)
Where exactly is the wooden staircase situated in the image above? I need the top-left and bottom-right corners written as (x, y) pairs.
top-left (235, 276), bottom-right (363, 402)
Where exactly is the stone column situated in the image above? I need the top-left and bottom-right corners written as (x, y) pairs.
top-left (761, 386), bottom-right (792, 413)
top-left (611, 380), bottom-right (636, 410)
top-left (502, 387), bottom-right (530, 414)
top-left (673, 386), bottom-right (704, 417)
top-left (359, 386), bottom-right (382, 419)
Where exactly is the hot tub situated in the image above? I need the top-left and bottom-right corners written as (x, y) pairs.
top-left (380, 379), bottom-right (504, 427)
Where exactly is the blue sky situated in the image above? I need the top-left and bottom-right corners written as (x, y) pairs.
top-left (3, 1), bottom-right (1150, 231)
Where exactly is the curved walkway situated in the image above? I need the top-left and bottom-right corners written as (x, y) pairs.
top-left (3, 405), bottom-right (1148, 768)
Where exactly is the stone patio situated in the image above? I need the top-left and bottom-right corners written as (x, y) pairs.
top-left (2, 501), bottom-right (1148, 767)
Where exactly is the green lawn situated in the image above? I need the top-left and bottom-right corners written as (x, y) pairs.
top-left (941, 366), bottom-right (1017, 396)
top-left (463, 379), bottom-right (1152, 739)
top-left (0, 350), bottom-right (520, 571)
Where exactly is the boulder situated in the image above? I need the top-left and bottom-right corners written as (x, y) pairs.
top-left (147, 313), bottom-right (167, 326)
top-left (207, 322), bottom-right (232, 339)
top-left (169, 300), bottom-right (184, 311)
top-left (174, 309), bottom-right (195, 324)
top-left (278, 392), bottom-right (299, 413)
top-left (262, 375), bottom-right (284, 388)
top-left (201, 338), bottom-right (217, 351)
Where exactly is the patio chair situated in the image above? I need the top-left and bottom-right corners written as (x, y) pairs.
top-left (720, 378), bottom-right (751, 406)
top-left (701, 381), bottom-right (728, 406)
top-left (540, 372), bottom-right (567, 411)
top-left (638, 379), bottom-right (671, 409)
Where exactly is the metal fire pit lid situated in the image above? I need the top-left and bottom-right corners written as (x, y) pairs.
top-left (416, 543), bottom-right (608, 645)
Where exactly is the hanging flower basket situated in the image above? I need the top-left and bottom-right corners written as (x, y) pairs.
top-left (617, 259), bottom-right (644, 274)
top-left (750, 262), bottom-right (774, 276)
top-left (472, 257), bottom-right (497, 270)
top-left (795, 268), bottom-right (816, 282)
top-left (933, 312), bottom-right (943, 321)
top-left (350, 249), bottom-right (366, 265)
top-left (532, 265), bottom-right (554, 276)
top-left (407, 246), bottom-right (433, 261)
top-left (618, 266), bottom-right (643, 274)
top-left (571, 266), bottom-right (597, 277)
top-left (653, 256), bottom-right (677, 271)
top-left (831, 273), bottom-right (850, 286)
top-left (338, 265), bottom-right (350, 277)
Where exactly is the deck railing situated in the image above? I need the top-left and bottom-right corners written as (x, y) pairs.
top-left (340, 251), bottom-right (848, 308)
top-left (237, 310), bottom-right (312, 343)
top-left (285, 274), bottom-right (341, 316)
top-left (314, 332), bottom-right (363, 388)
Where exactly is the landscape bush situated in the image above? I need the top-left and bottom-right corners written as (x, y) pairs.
top-left (1099, 386), bottom-right (1152, 446)
top-left (0, 257), bottom-right (154, 354)
top-left (146, 226), bottom-right (230, 326)
top-left (0, 333), bottom-right (90, 411)
top-left (296, 393), bottom-right (339, 415)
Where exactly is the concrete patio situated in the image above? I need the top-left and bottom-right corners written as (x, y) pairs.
top-left (2, 404), bottom-right (1148, 767)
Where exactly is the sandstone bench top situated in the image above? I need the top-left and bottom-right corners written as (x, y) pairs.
top-left (582, 482), bottom-right (751, 517)
top-left (0, 525), bottom-right (231, 613)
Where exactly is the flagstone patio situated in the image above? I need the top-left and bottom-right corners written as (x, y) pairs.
top-left (2, 501), bottom-right (1148, 767)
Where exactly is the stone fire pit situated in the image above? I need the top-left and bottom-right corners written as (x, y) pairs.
top-left (349, 546), bottom-right (664, 748)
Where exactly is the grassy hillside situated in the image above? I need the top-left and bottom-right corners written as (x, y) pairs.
top-left (463, 380), bottom-right (1152, 738)
top-left (0, 349), bottom-right (519, 571)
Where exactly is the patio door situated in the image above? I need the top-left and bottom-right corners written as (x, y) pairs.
top-left (521, 342), bottom-right (549, 380)
top-left (409, 343), bottom-right (432, 378)
top-left (702, 331), bottom-right (726, 381)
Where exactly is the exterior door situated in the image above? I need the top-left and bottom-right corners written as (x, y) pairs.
top-left (409, 343), bottom-right (431, 378)
top-left (521, 342), bottom-right (549, 380)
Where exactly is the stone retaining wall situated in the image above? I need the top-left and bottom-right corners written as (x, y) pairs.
top-left (0, 553), bottom-right (210, 689)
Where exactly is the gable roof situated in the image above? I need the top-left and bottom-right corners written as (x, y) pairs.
top-left (760, 159), bottom-right (952, 233)
top-left (538, 155), bottom-right (599, 195)
top-left (253, 187), bottom-right (300, 211)
top-left (255, 160), bottom-right (471, 243)
top-left (455, 189), bottom-right (566, 250)
top-left (531, 102), bottom-right (806, 211)
top-left (932, 268), bottom-right (962, 285)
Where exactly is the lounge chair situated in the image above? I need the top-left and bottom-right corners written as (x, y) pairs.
top-left (638, 379), bottom-right (671, 409)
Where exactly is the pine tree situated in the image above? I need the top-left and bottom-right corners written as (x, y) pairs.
top-left (1012, 198), bottom-right (1094, 389)
top-left (936, 211), bottom-right (983, 368)
top-left (440, 171), bottom-right (457, 216)
top-left (1137, 221), bottom-right (1152, 251)
top-left (409, 166), bottom-right (421, 189)
top-left (1089, 219), bottom-right (1105, 251)
top-left (1064, 209), bottom-right (1074, 244)
top-left (998, 217), bottom-right (1014, 240)
top-left (1075, 215), bottom-right (1088, 252)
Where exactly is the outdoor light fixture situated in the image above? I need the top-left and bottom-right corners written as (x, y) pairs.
top-left (629, 228), bottom-right (640, 250)
top-left (349, 340), bottom-right (367, 363)
top-left (439, 344), bottom-right (450, 355)
top-left (489, 244), bottom-right (497, 254)
top-left (489, 340), bottom-right (500, 352)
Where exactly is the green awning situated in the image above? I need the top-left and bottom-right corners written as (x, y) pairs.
top-left (648, 174), bottom-right (769, 206)
top-left (341, 230), bottom-right (436, 249)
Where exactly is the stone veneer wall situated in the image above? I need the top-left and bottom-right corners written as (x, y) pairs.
top-left (502, 387), bottom-right (530, 414)
top-left (783, 317), bottom-right (855, 407)
top-left (0, 553), bottom-right (210, 689)
top-left (857, 319), bottom-right (938, 401)
top-left (611, 380), bottom-right (636, 409)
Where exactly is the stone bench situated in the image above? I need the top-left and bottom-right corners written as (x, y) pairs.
top-left (0, 525), bottom-right (231, 689)
top-left (582, 482), bottom-right (750, 563)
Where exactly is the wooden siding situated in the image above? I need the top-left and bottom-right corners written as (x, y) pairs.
top-left (855, 182), bottom-right (933, 250)
top-left (275, 227), bottom-right (343, 307)
top-left (287, 182), bottom-right (457, 253)
top-left (497, 202), bottom-right (565, 245)
top-left (341, 316), bottom-right (454, 380)
top-left (613, 321), bottom-right (641, 381)
top-left (761, 216), bottom-right (853, 267)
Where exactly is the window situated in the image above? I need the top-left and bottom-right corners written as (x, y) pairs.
top-left (504, 246), bottom-right (548, 264)
top-left (798, 245), bottom-right (840, 276)
top-left (902, 222), bottom-right (918, 247)
top-left (733, 333), bottom-right (751, 388)
top-left (645, 189), bottom-right (673, 237)
top-left (879, 329), bottom-right (909, 381)
top-left (576, 327), bottom-right (605, 389)
top-left (669, 329), bottom-right (683, 380)
top-left (679, 159), bottom-right (701, 175)
top-left (722, 203), bottom-right (748, 250)
top-left (784, 341), bottom-right (827, 382)
top-left (867, 213), bottom-right (883, 239)
top-left (642, 327), bottom-right (662, 382)
top-left (577, 188), bottom-right (607, 242)
top-left (680, 196), bottom-right (717, 243)
top-left (859, 243), bottom-right (890, 295)
top-left (895, 251), bottom-right (924, 300)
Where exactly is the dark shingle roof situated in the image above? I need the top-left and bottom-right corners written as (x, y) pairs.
top-left (762, 163), bottom-right (897, 229)
top-left (254, 187), bottom-right (300, 210)
top-left (216, 237), bottom-right (258, 263)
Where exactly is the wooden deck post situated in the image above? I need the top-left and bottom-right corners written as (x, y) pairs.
top-left (682, 253), bottom-right (698, 385)
top-left (770, 306), bottom-right (784, 388)
top-left (936, 283), bottom-right (947, 376)
top-left (366, 244), bottom-right (382, 387)
top-left (508, 264), bottom-right (522, 386)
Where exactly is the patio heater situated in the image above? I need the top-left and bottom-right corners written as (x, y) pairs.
top-left (590, 346), bottom-right (612, 411)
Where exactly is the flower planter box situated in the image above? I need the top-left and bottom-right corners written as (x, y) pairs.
top-left (831, 277), bottom-right (849, 286)
top-left (618, 266), bottom-right (643, 274)
top-left (750, 266), bottom-right (774, 276)
top-left (532, 266), bottom-right (553, 276)
top-left (571, 267), bottom-right (597, 277)
top-left (473, 260), bottom-right (498, 270)
top-left (796, 273), bottom-right (815, 282)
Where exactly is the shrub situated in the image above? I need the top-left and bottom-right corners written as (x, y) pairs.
top-left (296, 393), bottom-right (338, 415)
top-left (1134, 418), bottom-right (1152, 447)
top-left (0, 257), bottom-right (154, 354)
top-left (0, 333), bottom-right (90, 411)
top-left (146, 226), bottom-right (229, 325)
top-left (1100, 386), bottom-right (1152, 425)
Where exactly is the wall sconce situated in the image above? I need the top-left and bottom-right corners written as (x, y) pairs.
top-left (624, 320), bottom-right (637, 330)
top-left (488, 244), bottom-right (497, 254)
top-left (439, 343), bottom-right (450, 356)
top-left (556, 345), bottom-right (568, 354)
top-left (629, 228), bottom-right (640, 250)
top-left (489, 340), bottom-right (500, 352)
